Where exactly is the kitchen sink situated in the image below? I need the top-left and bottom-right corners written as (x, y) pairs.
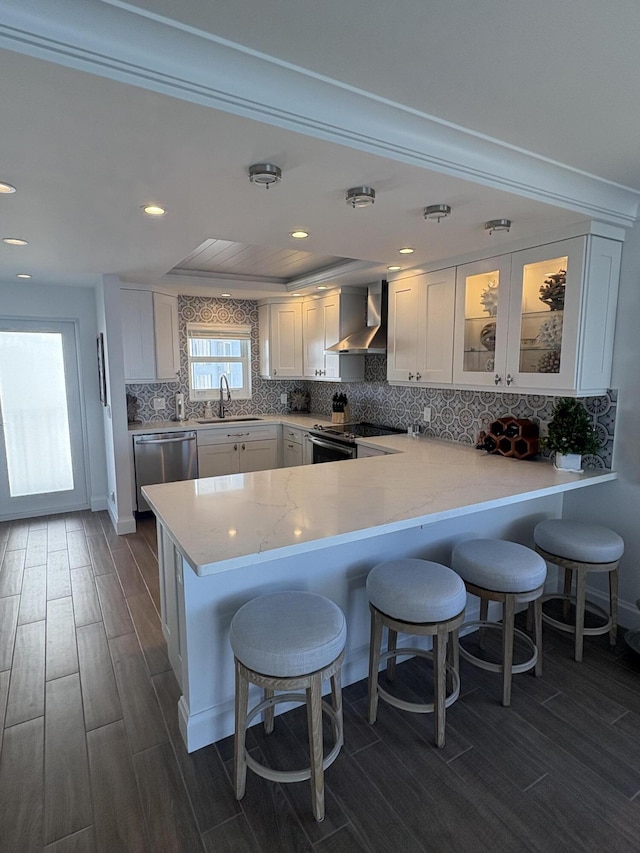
top-left (195, 416), bottom-right (264, 424)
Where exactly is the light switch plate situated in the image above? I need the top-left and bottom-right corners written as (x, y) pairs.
top-left (280, 393), bottom-right (288, 404)
top-left (423, 406), bottom-right (432, 423)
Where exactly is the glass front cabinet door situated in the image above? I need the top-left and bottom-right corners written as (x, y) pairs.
top-left (454, 236), bottom-right (621, 394)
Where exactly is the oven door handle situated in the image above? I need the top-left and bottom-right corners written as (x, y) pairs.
top-left (308, 435), bottom-right (355, 457)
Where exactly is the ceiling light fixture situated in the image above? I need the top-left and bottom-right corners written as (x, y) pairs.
top-left (485, 218), bottom-right (511, 235)
top-left (0, 181), bottom-right (16, 194)
top-left (387, 265), bottom-right (402, 271)
top-left (290, 230), bottom-right (309, 239)
top-left (248, 163), bottom-right (282, 188)
top-left (2, 237), bottom-right (28, 246)
top-left (345, 186), bottom-right (376, 208)
top-left (16, 273), bottom-right (31, 279)
top-left (398, 247), bottom-right (414, 255)
top-left (141, 204), bottom-right (166, 216)
top-left (424, 204), bottom-right (451, 223)
top-left (316, 285), bottom-right (328, 291)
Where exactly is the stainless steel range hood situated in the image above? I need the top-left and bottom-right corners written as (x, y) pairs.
top-left (326, 281), bottom-right (388, 354)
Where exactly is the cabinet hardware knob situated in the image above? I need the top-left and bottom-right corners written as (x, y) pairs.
top-left (287, 443), bottom-right (293, 448)
top-left (494, 374), bottom-right (502, 385)
top-left (274, 369), bottom-right (277, 375)
top-left (234, 444), bottom-right (237, 450)
top-left (242, 443), bottom-right (245, 450)
top-left (416, 373), bottom-right (421, 381)
top-left (506, 373), bottom-right (513, 386)
top-left (408, 372), bottom-right (414, 380)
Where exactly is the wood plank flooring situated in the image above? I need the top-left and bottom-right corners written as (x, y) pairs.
top-left (2, 511), bottom-right (640, 851)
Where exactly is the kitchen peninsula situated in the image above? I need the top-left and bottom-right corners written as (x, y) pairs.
top-left (143, 433), bottom-right (615, 752)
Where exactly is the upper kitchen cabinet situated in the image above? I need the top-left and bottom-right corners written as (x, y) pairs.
top-left (122, 289), bottom-right (180, 383)
top-left (387, 268), bottom-right (456, 385)
top-left (302, 289), bottom-right (366, 382)
top-left (453, 236), bottom-right (622, 395)
top-left (258, 299), bottom-right (303, 379)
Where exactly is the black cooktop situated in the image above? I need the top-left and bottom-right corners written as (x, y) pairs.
top-left (311, 422), bottom-right (405, 443)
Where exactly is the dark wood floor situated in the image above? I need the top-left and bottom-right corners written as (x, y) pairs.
top-left (1, 511), bottom-right (640, 851)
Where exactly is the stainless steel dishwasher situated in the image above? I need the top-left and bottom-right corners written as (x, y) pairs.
top-left (133, 431), bottom-right (198, 513)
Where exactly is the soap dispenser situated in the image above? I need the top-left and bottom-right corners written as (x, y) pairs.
top-left (175, 392), bottom-right (186, 421)
top-left (203, 400), bottom-right (213, 420)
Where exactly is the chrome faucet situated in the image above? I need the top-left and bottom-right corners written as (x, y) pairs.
top-left (218, 374), bottom-right (231, 418)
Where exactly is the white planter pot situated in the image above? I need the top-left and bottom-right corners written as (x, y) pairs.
top-left (554, 452), bottom-right (583, 473)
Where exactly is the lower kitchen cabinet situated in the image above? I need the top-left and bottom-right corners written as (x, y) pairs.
top-left (282, 425), bottom-right (314, 467)
top-left (197, 424), bottom-right (279, 477)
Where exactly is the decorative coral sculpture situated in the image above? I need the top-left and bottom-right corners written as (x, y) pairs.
top-left (480, 279), bottom-right (499, 316)
top-left (536, 313), bottom-right (564, 350)
top-left (539, 269), bottom-right (566, 310)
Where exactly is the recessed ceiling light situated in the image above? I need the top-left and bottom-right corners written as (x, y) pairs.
top-left (16, 273), bottom-right (31, 279)
top-left (248, 163), bottom-right (282, 188)
top-left (0, 181), bottom-right (16, 194)
top-left (290, 230), bottom-right (309, 239)
top-left (485, 218), bottom-right (511, 235)
top-left (345, 186), bottom-right (376, 208)
top-left (141, 204), bottom-right (166, 216)
top-left (316, 285), bottom-right (328, 291)
top-left (398, 247), bottom-right (414, 254)
top-left (2, 237), bottom-right (28, 246)
top-left (424, 204), bottom-right (452, 222)
top-left (220, 292), bottom-right (231, 298)
top-left (387, 265), bottom-right (402, 271)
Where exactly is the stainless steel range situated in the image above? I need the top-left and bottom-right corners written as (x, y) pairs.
top-left (308, 422), bottom-right (405, 463)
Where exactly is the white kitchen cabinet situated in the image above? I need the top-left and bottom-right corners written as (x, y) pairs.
top-left (387, 268), bottom-right (456, 385)
top-left (122, 288), bottom-right (180, 382)
top-left (302, 290), bottom-right (366, 382)
top-left (258, 300), bottom-right (304, 379)
top-left (357, 444), bottom-right (388, 458)
top-left (197, 424), bottom-right (279, 477)
top-left (282, 425), bottom-right (304, 467)
top-left (157, 524), bottom-right (183, 687)
top-left (453, 235), bottom-right (622, 394)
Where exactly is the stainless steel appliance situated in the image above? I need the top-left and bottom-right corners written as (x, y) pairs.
top-left (308, 422), bottom-right (405, 464)
top-left (133, 431), bottom-right (198, 513)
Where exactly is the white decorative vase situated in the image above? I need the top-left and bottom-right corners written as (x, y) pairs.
top-left (554, 452), bottom-right (583, 473)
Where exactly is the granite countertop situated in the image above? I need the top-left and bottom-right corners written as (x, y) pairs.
top-left (142, 433), bottom-right (616, 578)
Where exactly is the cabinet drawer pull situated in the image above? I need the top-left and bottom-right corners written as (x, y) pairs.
top-left (287, 443), bottom-right (294, 448)
top-left (227, 432), bottom-right (250, 437)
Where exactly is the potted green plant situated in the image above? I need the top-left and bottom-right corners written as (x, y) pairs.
top-left (541, 397), bottom-right (600, 472)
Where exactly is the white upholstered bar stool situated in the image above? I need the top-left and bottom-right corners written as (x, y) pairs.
top-left (366, 559), bottom-right (467, 748)
top-left (451, 539), bottom-right (547, 707)
top-left (230, 591), bottom-right (347, 823)
top-left (534, 519), bottom-right (624, 662)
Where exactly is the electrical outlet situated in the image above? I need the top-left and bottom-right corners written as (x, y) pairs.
top-left (423, 406), bottom-right (432, 423)
top-left (280, 393), bottom-right (288, 404)
top-left (152, 396), bottom-right (166, 411)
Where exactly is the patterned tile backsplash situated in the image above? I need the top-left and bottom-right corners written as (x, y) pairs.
top-left (126, 296), bottom-right (616, 469)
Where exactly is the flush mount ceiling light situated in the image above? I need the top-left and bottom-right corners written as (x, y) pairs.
top-left (398, 246), bottom-right (414, 254)
top-left (248, 163), bottom-right (282, 188)
top-left (345, 186), bottom-right (376, 208)
top-left (16, 273), bottom-right (31, 279)
top-left (485, 218), bottom-right (512, 235)
top-left (387, 265), bottom-right (402, 271)
top-left (2, 236), bottom-right (28, 246)
top-left (424, 204), bottom-right (451, 223)
top-left (290, 229), bottom-right (309, 239)
top-left (141, 204), bottom-right (166, 216)
top-left (0, 181), bottom-right (16, 194)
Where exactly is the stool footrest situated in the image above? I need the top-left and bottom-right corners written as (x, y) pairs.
top-left (541, 593), bottom-right (612, 637)
top-left (375, 646), bottom-right (460, 714)
top-left (244, 692), bottom-right (342, 784)
top-left (459, 620), bottom-right (538, 674)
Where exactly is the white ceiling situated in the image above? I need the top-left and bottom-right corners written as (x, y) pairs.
top-left (0, 1), bottom-right (638, 297)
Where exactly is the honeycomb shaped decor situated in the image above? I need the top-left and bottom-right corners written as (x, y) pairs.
top-left (486, 417), bottom-right (539, 459)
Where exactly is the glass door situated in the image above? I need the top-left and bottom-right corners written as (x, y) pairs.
top-left (0, 319), bottom-right (88, 519)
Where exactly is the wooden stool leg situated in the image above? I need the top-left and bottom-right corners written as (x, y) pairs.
top-left (533, 595), bottom-right (543, 677)
top-left (234, 659), bottom-right (249, 801)
top-left (447, 625), bottom-right (459, 693)
top-left (502, 595), bottom-right (515, 707)
top-left (609, 568), bottom-right (619, 647)
top-left (563, 567), bottom-right (573, 620)
top-left (307, 673), bottom-right (325, 822)
top-left (386, 628), bottom-right (398, 680)
top-left (479, 597), bottom-right (489, 650)
top-left (263, 688), bottom-right (275, 734)
top-left (330, 670), bottom-right (343, 748)
top-left (433, 625), bottom-right (447, 748)
top-left (368, 606), bottom-right (383, 724)
top-left (575, 569), bottom-right (587, 663)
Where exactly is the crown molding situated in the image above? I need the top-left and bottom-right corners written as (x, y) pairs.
top-left (2, 0), bottom-right (639, 227)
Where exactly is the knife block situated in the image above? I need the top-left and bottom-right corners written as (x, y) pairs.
top-left (332, 405), bottom-right (351, 424)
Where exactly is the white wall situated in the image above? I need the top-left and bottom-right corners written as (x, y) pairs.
top-left (564, 219), bottom-right (640, 628)
top-left (0, 280), bottom-right (108, 510)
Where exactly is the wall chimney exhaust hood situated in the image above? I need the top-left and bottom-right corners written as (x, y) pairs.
top-left (326, 281), bottom-right (388, 355)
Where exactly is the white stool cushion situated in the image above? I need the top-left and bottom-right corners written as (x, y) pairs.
top-left (230, 591), bottom-right (346, 677)
top-left (366, 559), bottom-right (466, 624)
top-left (534, 519), bottom-right (624, 564)
top-left (452, 539), bottom-right (547, 594)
